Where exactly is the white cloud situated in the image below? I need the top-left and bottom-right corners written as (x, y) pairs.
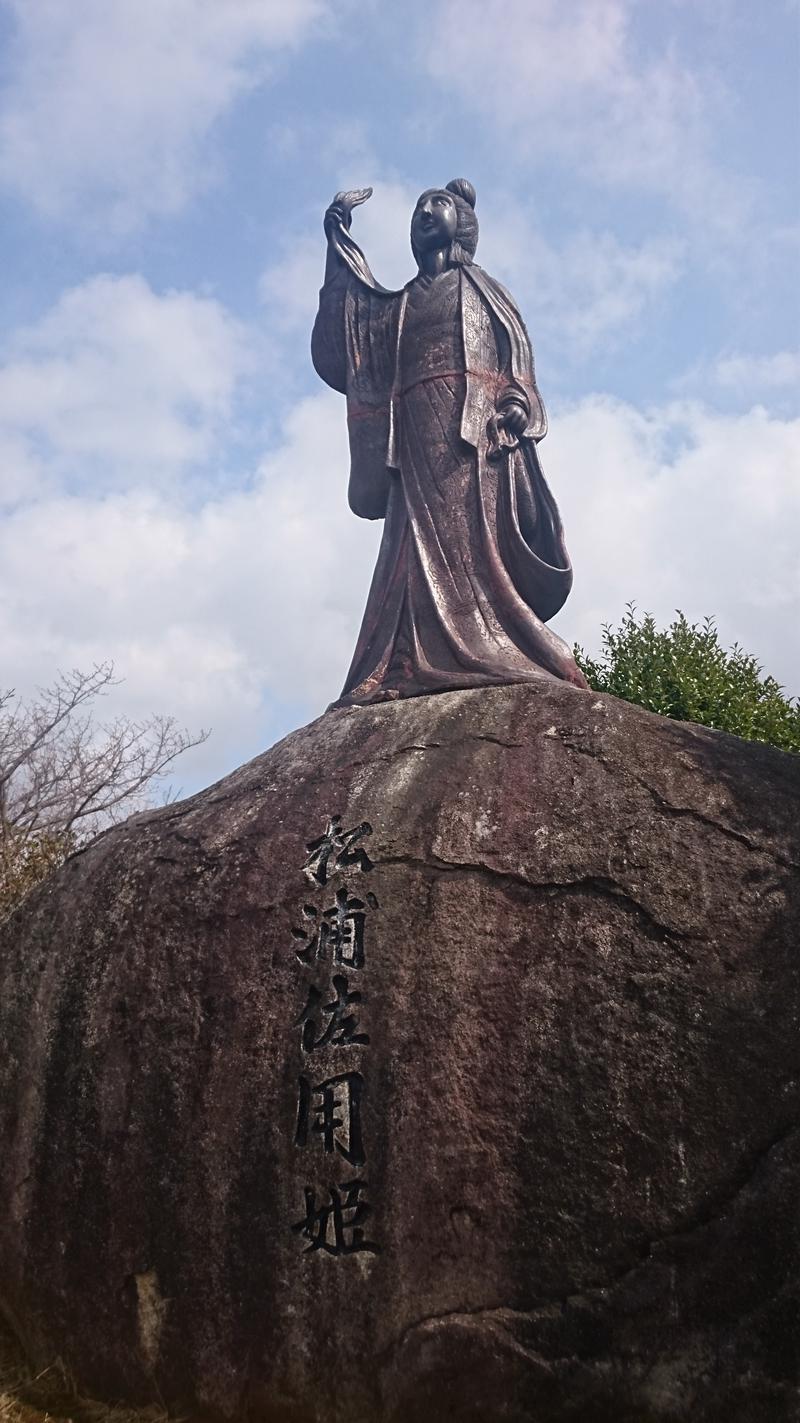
top-left (0, 271), bottom-right (375, 782)
top-left (0, 390), bottom-right (381, 789)
top-left (0, 274), bottom-right (250, 502)
top-left (672, 350), bottom-right (800, 417)
top-left (479, 207), bottom-right (684, 358)
top-left (713, 351), bottom-right (800, 392)
top-left (0, 0), bottom-right (325, 227)
top-left (425, 0), bottom-right (745, 228)
top-left (541, 235), bottom-right (682, 357)
top-left (549, 397), bottom-right (800, 696)
top-left (260, 236), bottom-right (323, 334)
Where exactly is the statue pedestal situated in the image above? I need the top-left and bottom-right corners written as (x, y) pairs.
top-left (2, 682), bottom-right (798, 1421)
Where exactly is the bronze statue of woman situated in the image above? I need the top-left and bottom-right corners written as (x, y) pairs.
top-left (312, 179), bottom-right (588, 704)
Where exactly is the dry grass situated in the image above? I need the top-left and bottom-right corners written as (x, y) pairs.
top-left (0, 1318), bottom-right (185, 1423)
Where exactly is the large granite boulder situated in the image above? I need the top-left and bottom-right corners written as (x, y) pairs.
top-left (0, 681), bottom-right (798, 1422)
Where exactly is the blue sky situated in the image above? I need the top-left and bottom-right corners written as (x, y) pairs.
top-left (0, 0), bottom-right (798, 794)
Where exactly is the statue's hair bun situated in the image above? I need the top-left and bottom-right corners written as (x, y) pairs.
top-left (446, 178), bottom-right (476, 209)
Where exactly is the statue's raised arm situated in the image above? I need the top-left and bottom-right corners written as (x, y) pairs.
top-left (311, 177), bottom-right (589, 705)
top-left (318, 186), bottom-right (398, 297)
top-left (322, 187), bottom-right (373, 283)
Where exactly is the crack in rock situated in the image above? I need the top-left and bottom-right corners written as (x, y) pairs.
top-left (557, 731), bottom-right (799, 871)
top-left (378, 851), bottom-right (698, 946)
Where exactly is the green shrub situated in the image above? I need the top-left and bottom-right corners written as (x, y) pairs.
top-left (575, 605), bottom-right (800, 753)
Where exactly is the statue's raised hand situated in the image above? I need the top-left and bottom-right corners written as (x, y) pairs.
top-left (324, 187), bottom-right (373, 236)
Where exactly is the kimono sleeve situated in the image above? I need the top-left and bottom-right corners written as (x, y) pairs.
top-left (311, 267), bottom-right (349, 395)
top-left (312, 265), bottom-right (402, 521)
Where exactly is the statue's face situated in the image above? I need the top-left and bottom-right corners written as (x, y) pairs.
top-left (411, 191), bottom-right (458, 253)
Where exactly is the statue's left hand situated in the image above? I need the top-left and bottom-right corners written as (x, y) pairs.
top-left (487, 394), bottom-right (530, 461)
top-left (499, 400), bottom-right (529, 438)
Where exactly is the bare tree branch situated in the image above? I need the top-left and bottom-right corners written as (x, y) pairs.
top-left (0, 666), bottom-right (209, 919)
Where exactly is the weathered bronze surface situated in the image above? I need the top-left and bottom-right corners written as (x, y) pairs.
top-left (312, 180), bottom-right (588, 704)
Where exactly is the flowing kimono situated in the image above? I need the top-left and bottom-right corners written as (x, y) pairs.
top-left (312, 219), bottom-right (588, 704)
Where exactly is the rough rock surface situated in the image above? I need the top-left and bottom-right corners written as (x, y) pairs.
top-left (1, 681), bottom-right (799, 1423)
